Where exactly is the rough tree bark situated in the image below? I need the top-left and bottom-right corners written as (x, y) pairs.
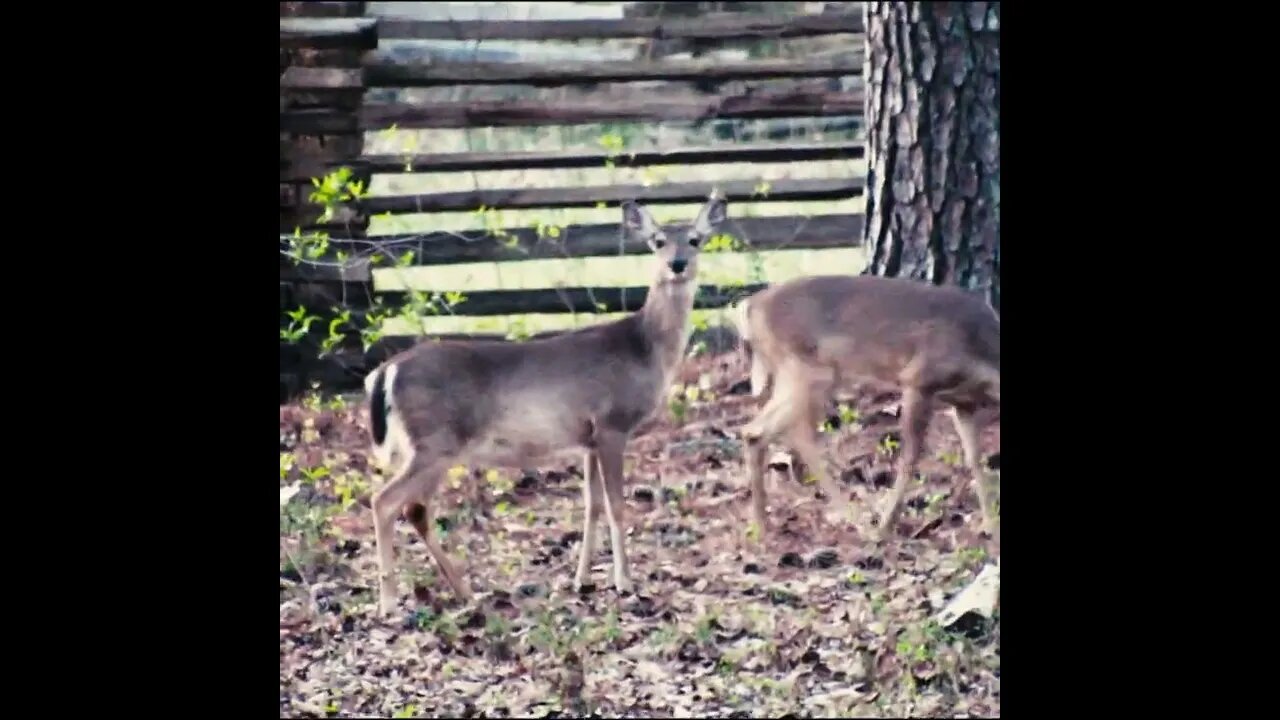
top-left (862, 2), bottom-right (1000, 312)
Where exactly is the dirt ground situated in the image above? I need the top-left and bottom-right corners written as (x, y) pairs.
top-left (279, 350), bottom-right (1000, 718)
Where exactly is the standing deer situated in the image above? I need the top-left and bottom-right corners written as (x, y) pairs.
top-left (362, 194), bottom-right (725, 616)
top-left (732, 274), bottom-right (1000, 544)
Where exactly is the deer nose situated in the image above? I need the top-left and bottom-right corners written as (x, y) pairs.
top-left (669, 258), bottom-right (688, 275)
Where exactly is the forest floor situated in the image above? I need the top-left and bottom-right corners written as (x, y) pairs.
top-left (279, 350), bottom-right (1000, 718)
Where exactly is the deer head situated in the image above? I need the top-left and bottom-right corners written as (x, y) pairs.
top-left (621, 192), bottom-right (727, 286)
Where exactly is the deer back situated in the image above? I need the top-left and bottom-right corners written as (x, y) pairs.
top-left (745, 274), bottom-right (999, 391)
top-left (381, 316), bottom-right (673, 466)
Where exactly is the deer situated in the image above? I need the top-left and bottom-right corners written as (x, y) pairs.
top-left (360, 193), bottom-right (726, 617)
top-left (731, 274), bottom-right (1000, 546)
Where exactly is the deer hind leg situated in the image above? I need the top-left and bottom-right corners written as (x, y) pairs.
top-left (745, 439), bottom-right (769, 540)
top-left (403, 480), bottom-right (474, 604)
top-left (596, 431), bottom-right (634, 594)
top-left (573, 449), bottom-right (604, 590)
top-left (371, 450), bottom-right (444, 616)
top-left (950, 405), bottom-right (999, 544)
top-left (876, 387), bottom-right (933, 542)
top-left (740, 365), bottom-right (808, 538)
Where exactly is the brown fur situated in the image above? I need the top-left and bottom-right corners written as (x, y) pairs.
top-left (365, 195), bottom-right (727, 615)
top-left (735, 274), bottom-right (1000, 546)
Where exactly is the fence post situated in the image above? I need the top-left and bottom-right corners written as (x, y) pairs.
top-left (280, 1), bottom-right (373, 403)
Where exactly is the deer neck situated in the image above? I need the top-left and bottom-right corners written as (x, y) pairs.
top-left (639, 269), bottom-right (696, 374)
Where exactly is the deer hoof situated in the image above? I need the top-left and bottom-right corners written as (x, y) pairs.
top-left (873, 519), bottom-right (896, 544)
top-left (378, 596), bottom-right (399, 618)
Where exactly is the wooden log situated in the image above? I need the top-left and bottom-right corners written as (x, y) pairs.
top-left (330, 89), bottom-right (864, 131)
top-left (281, 2), bottom-right (365, 18)
top-left (358, 176), bottom-right (864, 215)
top-left (289, 280), bottom-right (377, 312)
top-left (280, 66), bottom-right (363, 89)
top-left (280, 17), bottom-right (378, 49)
top-left (280, 214), bottom-right (369, 236)
top-left (282, 47), bottom-right (367, 69)
top-left (280, 88), bottom-right (364, 113)
top-left (291, 282), bottom-right (763, 318)
top-left (282, 108), bottom-right (359, 134)
top-left (285, 321), bottom-right (748, 396)
top-left (362, 52), bottom-right (862, 87)
top-left (375, 11), bottom-right (864, 41)
top-left (314, 140), bottom-right (863, 180)
top-left (281, 134), bottom-right (363, 175)
top-left (281, 253), bottom-right (373, 283)
top-left (286, 213), bottom-right (866, 271)
top-left (287, 138), bottom-right (865, 182)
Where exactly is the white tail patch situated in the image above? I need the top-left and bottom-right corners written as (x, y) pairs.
top-left (749, 353), bottom-right (771, 399)
top-left (730, 296), bottom-right (771, 398)
top-left (363, 364), bottom-right (383, 396)
top-left (370, 363), bottom-right (403, 471)
top-left (729, 296), bottom-right (752, 342)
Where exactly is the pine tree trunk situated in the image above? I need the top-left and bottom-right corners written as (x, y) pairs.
top-left (862, 2), bottom-right (1000, 312)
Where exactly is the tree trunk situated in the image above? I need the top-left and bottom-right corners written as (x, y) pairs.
top-left (861, 2), bottom-right (1000, 313)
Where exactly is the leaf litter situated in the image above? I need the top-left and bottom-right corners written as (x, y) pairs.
top-left (280, 351), bottom-right (1000, 717)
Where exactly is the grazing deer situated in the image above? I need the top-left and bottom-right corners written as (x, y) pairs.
top-left (732, 274), bottom-right (1000, 544)
top-left (362, 194), bottom-right (726, 616)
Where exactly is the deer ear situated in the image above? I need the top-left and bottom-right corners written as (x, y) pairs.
top-left (695, 194), bottom-right (728, 233)
top-left (621, 200), bottom-right (651, 231)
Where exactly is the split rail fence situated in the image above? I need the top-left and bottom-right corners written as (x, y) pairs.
top-left (280, 1), bottom-right (867, 400)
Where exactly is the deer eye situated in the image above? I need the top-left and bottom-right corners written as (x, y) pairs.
top-left (654, 239), bottom-right (666, 249)
top-left (688, 235), bottom-right (701, 247)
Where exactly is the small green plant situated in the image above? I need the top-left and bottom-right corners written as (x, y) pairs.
top-left (280, 306), bottom-right (320, 343)
top-left (601, 608), bottom-right (621, 645)
top-left (694, 609), bottom-right (719, 644)
top-left (958, 546), bottom-right (988, 568)
top-left (702, 232), bottom-right (740, 254)
top-left (878, 434), bottom-right (901, 457)
top-left (333, 472), bottom-right (369, 512)
top-left (870, 593), bottom-right (887, 615)
top-left (534, 219), bottom-right (563, 242)
top-left (506, 317), bottom-right (533, 342)
top-left (925, 491), bottom-right (947, 512)
top-left (485, 613), bottom-right (511, 638)
top-left (282, 164), bottom-right (474, 355)
top-left (308, 166), bottom-right (367, 223)
top-left (667, 388), bottom-right (689, 424)
top-left (647, 623), bottom-right (679, 650)
top-left (598, 131), bottom-right (626, 169)
top-left (280, 492), bottom-right (330, 580)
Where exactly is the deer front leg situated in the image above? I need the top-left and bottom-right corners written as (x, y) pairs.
top-left (596, 432), bottom-right (634, 594)
top-left (876, 388), bottom-right (932, 543)
top-left (403, 477), bottom-right (474, 603)
top-left (573, 449), bottom-right (604, 590)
